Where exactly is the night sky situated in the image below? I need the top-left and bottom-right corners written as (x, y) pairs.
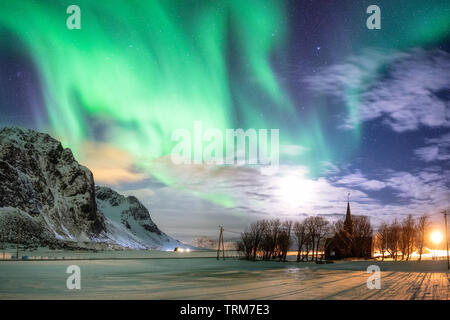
top-left (1, 1), bottom-right (449, 241)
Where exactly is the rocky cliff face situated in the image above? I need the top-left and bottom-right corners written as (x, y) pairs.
top-left (96, 186), bottom-right (182, 250)
top-left (0, 127), bottom-right (105, 241)
top-left (0, 207), bottom-right (56, 248)
top-left (0, 127), bottom-right (183, 250)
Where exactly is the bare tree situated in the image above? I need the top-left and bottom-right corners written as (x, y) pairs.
top-left (237, 230), bottom-right (254, 260)
top-left (352, 215), bottom-right (373, 258)
top-left (237, 221), bottom-right (264, 261)
top-left (313, 217), bottom-right (330, 261)
top-left (239, 218), bottom-right (296, 262)
top-left (268, 219), bottom-right (281, 260)
top-left (304, 217), bottom-right (317, 261)
top-left (259, 220), bottom-right (272, 260)
top-left (236, 239), bottom-right (245, 258)
top-left (375, 222), bottom-right (389, 261)
top-left (278, 221), bottom-right (292, 262)
top-left (250, 221), bottom-right (267, 261)
top-left (293, 220), bottom-right (308, 262)
top-left (386, 219), bottom-right (401, 261)
top-left (258, 219), bottom-right (282, 261)
top-left (400, 215), bottom-right (415, 261)
top-left (416, 213), bottom-right (430, 262)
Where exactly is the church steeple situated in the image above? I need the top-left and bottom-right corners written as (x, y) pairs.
top-left (344, 193), bottom-right (354, 234)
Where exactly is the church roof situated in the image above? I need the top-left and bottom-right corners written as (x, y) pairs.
top-left (345, 201), bottom-right (351, 221)
top-left (344, 200), bottom-right (353, 234)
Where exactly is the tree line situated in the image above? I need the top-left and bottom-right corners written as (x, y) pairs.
top-left (236, 216), bottom-right (334, 262)
top-left (237, 213), bottom-right (433, 262)
top-left (375, 213), bottom-right (431, 261)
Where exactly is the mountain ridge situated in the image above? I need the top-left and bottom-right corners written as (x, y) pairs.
top-left (0, 126), bottom-right (184, 250)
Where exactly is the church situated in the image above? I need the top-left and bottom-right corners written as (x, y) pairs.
top-left (324, 199), bottom-right (374, 260)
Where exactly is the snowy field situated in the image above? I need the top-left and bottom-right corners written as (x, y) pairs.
top-left (0, 257), bottom-right (448, 300)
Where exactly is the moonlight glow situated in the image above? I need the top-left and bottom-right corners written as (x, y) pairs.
top-left (276, 175), bottom-right (316, 208)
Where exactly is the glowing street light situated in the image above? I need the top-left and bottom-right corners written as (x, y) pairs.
top-left (430, 230), bottom-right (443, 245)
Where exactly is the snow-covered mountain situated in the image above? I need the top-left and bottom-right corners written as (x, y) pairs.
top-left (0, 127), bottom-right (183, 250)
top-left (96, 186), bottom-right (182, 250)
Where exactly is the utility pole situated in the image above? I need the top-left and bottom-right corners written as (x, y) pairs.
top-left (442, 210), bottom-right (449, 270)
top-left (221, 229), bottom-right (225, 260)
top-left (217, 226), bottom-right (225, 260)
top-left (16, 221), bottom-right (21, 260)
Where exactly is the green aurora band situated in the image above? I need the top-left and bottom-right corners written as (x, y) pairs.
top-left (0, 0), bottom-right (293, 153)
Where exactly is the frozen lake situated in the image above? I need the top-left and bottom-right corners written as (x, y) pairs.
top-left (0, 257), bottom-right (448, 299)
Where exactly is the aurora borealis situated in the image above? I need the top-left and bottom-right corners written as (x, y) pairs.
top-left (0, 0), bottom-right (296, 158)
top-left (1, 1), bottom-right (449, 241)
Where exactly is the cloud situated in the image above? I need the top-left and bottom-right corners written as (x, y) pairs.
top-left (384, 171), bottom-right (450, 204)
top-left (334, 168), bottom-right (449, 208)
top-left (280, 144), bottom-right (308, 156)
top-left (414, 133), bottom-right (450, 162)
top-left (79, 142), bottom-right (147, 185)
top-left (305, 49), bottom-right (393, 96)
top-left (117, 153), bottom-right (450, 242)
top-left (305, 49), bottom-right (450, 132)
top-left (121, 188), bottom-right (155, 199)
top-left (335, 171), bottom-right (386, 191)
top-left (320, 161), bottom-right (341, 175)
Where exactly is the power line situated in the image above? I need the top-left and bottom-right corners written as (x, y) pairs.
top-left (222, 228), bottom-right (241, 235)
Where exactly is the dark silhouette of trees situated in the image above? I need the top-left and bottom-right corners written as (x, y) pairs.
top-left (304, 217), bottom-right (317, 260)
top-left (400, 215), bottom-right (416, 261)
top-left (236, 229), bottom-right (254, 260)
top-left (237, 219), bottom-right (284, 261)
top-left (375, 214), bottom-right (432, 261)
top-left (249, 221), bottom-right (266, 261)
top-left (375, 222), bottom-right (389, 261)
top-left (238, 216), bottom-right (331, 262)
top-left (293, 220), bottom-right (308, 261)
top-left (277, 220), bottom-right (292, 262)
top-left (265, 219), bottom-right (281, 260)
top-left (352, 216), bottom-right (373, 258)
top-left (386, 219), bottom-right (401, 260)
top-left (237, 218), bottom-right (293, 262)
top-left (313, 217), bottom-right (330, 261)
top-left (238, 212), bottom-right (432, 262)
top-left (416, 214), bottom-right (430, 261)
